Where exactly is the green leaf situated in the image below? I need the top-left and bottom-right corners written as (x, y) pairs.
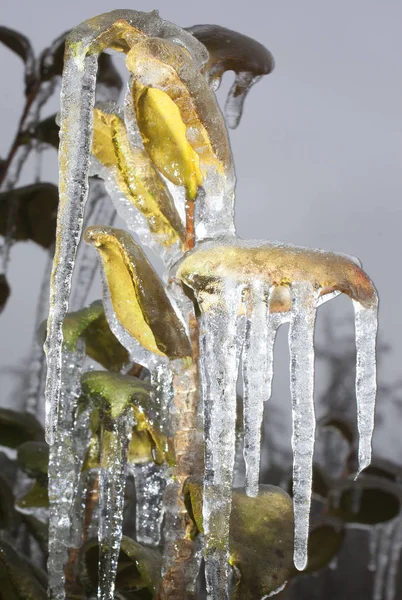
top-left (17, 480), bottom-right (48, 511)
top-left (0, 540), bottom-right (47, 599)
top-left (328, 476), bottom-right (400, 525)
top-left (0, 27), bottom-right (36, 93)
top-left (84, 227), bottom-right (192, 359)
top-left (186, 482), bottom-right (294, 600)
top-left (0, 183), bottom-right (58, 249)
top-left (17, 442), bottom-right (48, 480)
top-left (80, 371), bottom-right (172, 465)
top-left (0, 274), bottom-right (10, 313)
top-left (0, 408), bottom-right (43, 449)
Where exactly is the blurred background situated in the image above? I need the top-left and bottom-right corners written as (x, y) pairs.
top-left (0, 1), bottom-right (401, 598)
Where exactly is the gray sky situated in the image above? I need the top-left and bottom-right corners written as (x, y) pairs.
top-left (1, 0), bottom-right (402, 461)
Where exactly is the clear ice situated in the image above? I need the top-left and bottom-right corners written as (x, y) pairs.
top-left (132, 462), bottom-right (166, 546)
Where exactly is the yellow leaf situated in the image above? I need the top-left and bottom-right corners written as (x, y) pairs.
top-left (92, 107), bottom-right (185, 248)
top-left (84, 226), bottom-right (192, 359)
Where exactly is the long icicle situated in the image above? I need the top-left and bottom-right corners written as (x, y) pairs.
top-left (242, 284), bottom-right (283, 496)
top-left (353, 300), bottom-right (378, 477)
top-left (44, 50), bottom-right (98, 445)
top-left (289, 281), bottom-right (318, 571)
top-left (98, 409), bottom-right (133, 600)
top-left (199, 280), bottom-right (242, 600)
top-left (133, 462), bottom-right (166, 546)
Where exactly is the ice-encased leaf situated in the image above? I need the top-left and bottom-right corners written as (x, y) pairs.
top-left (0, 408), bottom-right (43, 448)
top-left (186, 24), bottom-right (274, 128)
top-left (0, 183), bottom-right (58, 249)
top-left (186, 482), bottom-right (294, 600)
top-left (80, 370), bottom-right (172, 464)
top-left (84, 226), bottom-right (192, 359)
top-left (134, 84), bottom-right (203, 200)
top-left (92, 107), bottom-right (185, 247)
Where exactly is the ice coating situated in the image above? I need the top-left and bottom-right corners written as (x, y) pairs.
top-left (70, 177), bottom-right (116, 311)
top-left (225, 71), bottom-right (261, 130)
top-left (47, 347), bottom-right (85, 599)
top-left (289, 282), bottom-right (318, 570)
top-left (98, 410), bottom-right (133, 600)
top-left (177, 237), bottom-right (378, 574)
top-left (44, 7), bottom-right (210, 446)
top-left (133, 462), bottom-right (166, 545)
top-left (198, 280), bottom-right (243, 600)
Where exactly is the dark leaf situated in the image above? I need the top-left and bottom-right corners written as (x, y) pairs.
top-left (328, 476), bottom-right (400, 525)
top-left (0, 27), bottom-right (36, 93)
top-left (0, 540), bottom-right (47, 599)
top-left (22, 515), bottom-right (48, 555)
top-left (186, 481), bottom-right (294, 600)
top-left (363, 458), bottom-right (402, 483)
top-left (0, 274), bottom-right (10, 313)
top-left (0, 408), bottom-right (43, 448)
top-left (0, 475), bottom-right (17, 531)
top-left (24, 113), bottom-right (59, 149)
top-left (0, 183), bottom-right (58, 249)
top-left (17, 441), bottom-right (48, 479)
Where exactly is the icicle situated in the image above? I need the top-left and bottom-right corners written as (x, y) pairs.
top-left (373, 520), bottom-right (395, 600)
top-left (242, 283), bottom-right (282, 497)
top-left (98, 410), bottom-right (133, 600)
top-left (44, 50), bottom-right (98, 445)
top-left (133, 462), bottom-right (166, 545)
top-left (224, 71), bottom-right (260, 130)
top-left (47, 344), bottom-right (85, 600)
top-left (368, 525), bottom-right (380, 572)
top-left (385, 515), bottom-right (402, 600)
top-left (354, 301), bottom-right (378, 477)
top-left (289, 281), bottom-right (319, 571)
top-left (199, 279), bottom-right (243, 600)
top-left (70, 178), bottom-right (116, 311)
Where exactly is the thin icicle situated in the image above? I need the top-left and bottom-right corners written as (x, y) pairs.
top-left (199, 280), bottom-right (243, 600)
top-left (44, 51), bottom-right (98, 445)
top-left (354, 301), bottom-right (378, 477)
top-left (242, 283), bottom-right (282, 496)
top-left (385, 514), bottom-right (402, 600)
top-left (47, 345), bottom-right (85, 600)
top-left (98, 410), bottom-right (133, 600)
top-left (373, 520), bottom-right (395, 600)
top-left (224, 71), bottom-right (260, 129)
top-left (289, 281), bottom-right (319, 571)
top-left (133, 462), bottom-right (166, 546)
top-left (70, 178), bottom-right (116, 311)
top-left (368, 525), bottom-right (381, 572)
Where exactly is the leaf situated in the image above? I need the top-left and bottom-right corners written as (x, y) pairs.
top-left (84, 226), bottom-right (192, 359)
top-left (186, 482), bottom-right (294, 600)
top-left (17, 442), bottom-right (49, 480)
top-left (0, 274), bottom-right (10, 313)
top-left (80, 371), bottom-right (172, 464)
top-left (0, 27), bottom-right (36, 93)
top-left (0, 540), bottom-right (47, 599)
top-left (78, 537), bottom-right (160, 597)
top-left (0, 408), bottom-right (43, 449)
top-left (177, 240), bottom-right (377, 312)
top-left (17, 480), bottom-right (48, 511)
top-left (25, 113), bottom-right (59, 148)
top-left (328, 476), bottom-right (400, 525)
top-left (186, 24), bottom-right (274, 85)
top-left (134, 85), bottom-right (203, 200)
top-left (290, 517), bottom-right (345, 575)
top-left (0, 475), bottom-right (17, 531)
top-left (0, 183), bottom-right (58, 249)
top-left (92, 108), bottom-right (185, 247)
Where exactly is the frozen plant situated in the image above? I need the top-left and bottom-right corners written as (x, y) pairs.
top-left (0, 8), bottom-right (379, 600)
